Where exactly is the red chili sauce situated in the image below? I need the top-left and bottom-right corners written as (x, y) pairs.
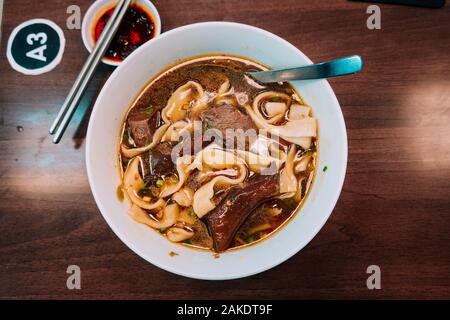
top-left (93, 4), bottom-right (156, 61)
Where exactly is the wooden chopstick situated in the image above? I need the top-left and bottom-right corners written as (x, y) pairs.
top-left (50, 0), bottom-right (132, 144)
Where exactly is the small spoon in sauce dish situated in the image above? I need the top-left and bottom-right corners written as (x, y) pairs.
top-left (247, 55), bottom-right (363, 83)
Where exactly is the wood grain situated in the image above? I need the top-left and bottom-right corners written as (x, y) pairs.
top-left (0, 0), bottom-right (449, 299)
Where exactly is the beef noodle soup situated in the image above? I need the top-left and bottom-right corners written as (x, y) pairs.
top-left (118, 55), bottom-right (317, 253)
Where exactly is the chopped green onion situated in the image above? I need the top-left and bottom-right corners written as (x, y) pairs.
top-left (183, 239), bottom-right (192, 244)
top-left (188, 209), bottom-right (196, 217)
top-left (246, 236), bottom-right (256, 243)
top-left (156, 179), bottom-right (164, 188)
top-left (124, 130), bottom-right (130, 141)
top-left (159, 227), bottom-right (166, 233)
top-left (143, 106), bottom-right (155, 116)
top-left (323, 166), bottom-right (328, 172)
top-left (235, 232), bottom-right (244, 240)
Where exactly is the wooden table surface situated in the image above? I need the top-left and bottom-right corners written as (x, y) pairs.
top-left (1, 0), bottom-right (449, 300)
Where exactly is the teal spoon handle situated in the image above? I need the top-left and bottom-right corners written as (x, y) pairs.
top-left (248, 55), bottom-right (363, 83)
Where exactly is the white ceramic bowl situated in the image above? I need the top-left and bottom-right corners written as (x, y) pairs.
top-left (86, 22), bottom-right (347, 280)
top-left (81, 0), bottom-right (161, 66)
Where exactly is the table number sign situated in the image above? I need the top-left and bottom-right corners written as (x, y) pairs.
top-left (7, 19), bottom-right (65, 75)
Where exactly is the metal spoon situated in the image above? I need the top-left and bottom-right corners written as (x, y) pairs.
top-left (247, 55), bottom-right (363, 83)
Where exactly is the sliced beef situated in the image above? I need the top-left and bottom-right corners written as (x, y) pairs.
top-left (141, 142), bottom-right (176, 184)
top-left (190, 220), bottom-right (213, 249)
top-left (185, 170), bottom-right (203, 191)
top-left (200, 104), bottom-right (257, 149)
top-left (127, 109), bottom-right (161, 147)
top-left (235, 199), bottom-right (296, 242)
top-left (205, 173), bottom-right (280, 252)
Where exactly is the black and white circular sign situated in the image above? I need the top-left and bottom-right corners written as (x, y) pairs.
top-left (7, 19), bottom-right (65, 75)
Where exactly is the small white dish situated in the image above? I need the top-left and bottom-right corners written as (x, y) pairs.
top-left (86, 22), bottom-right (348, 280)
top-left (81, 0), bottom-right (161, 67)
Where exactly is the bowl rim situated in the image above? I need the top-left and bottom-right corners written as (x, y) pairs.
top-left (81, 0), bottom-right (162, 67)
top-left (86, 21), bottom-right (348, 280)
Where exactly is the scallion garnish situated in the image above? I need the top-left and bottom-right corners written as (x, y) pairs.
top-left (143, 105), bottom-right (155, 116)
top-left (156, 179), bottom-right (164, 188)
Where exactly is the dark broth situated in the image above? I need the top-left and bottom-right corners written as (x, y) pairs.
top-left (119, 55), bottom-right (317, 252)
